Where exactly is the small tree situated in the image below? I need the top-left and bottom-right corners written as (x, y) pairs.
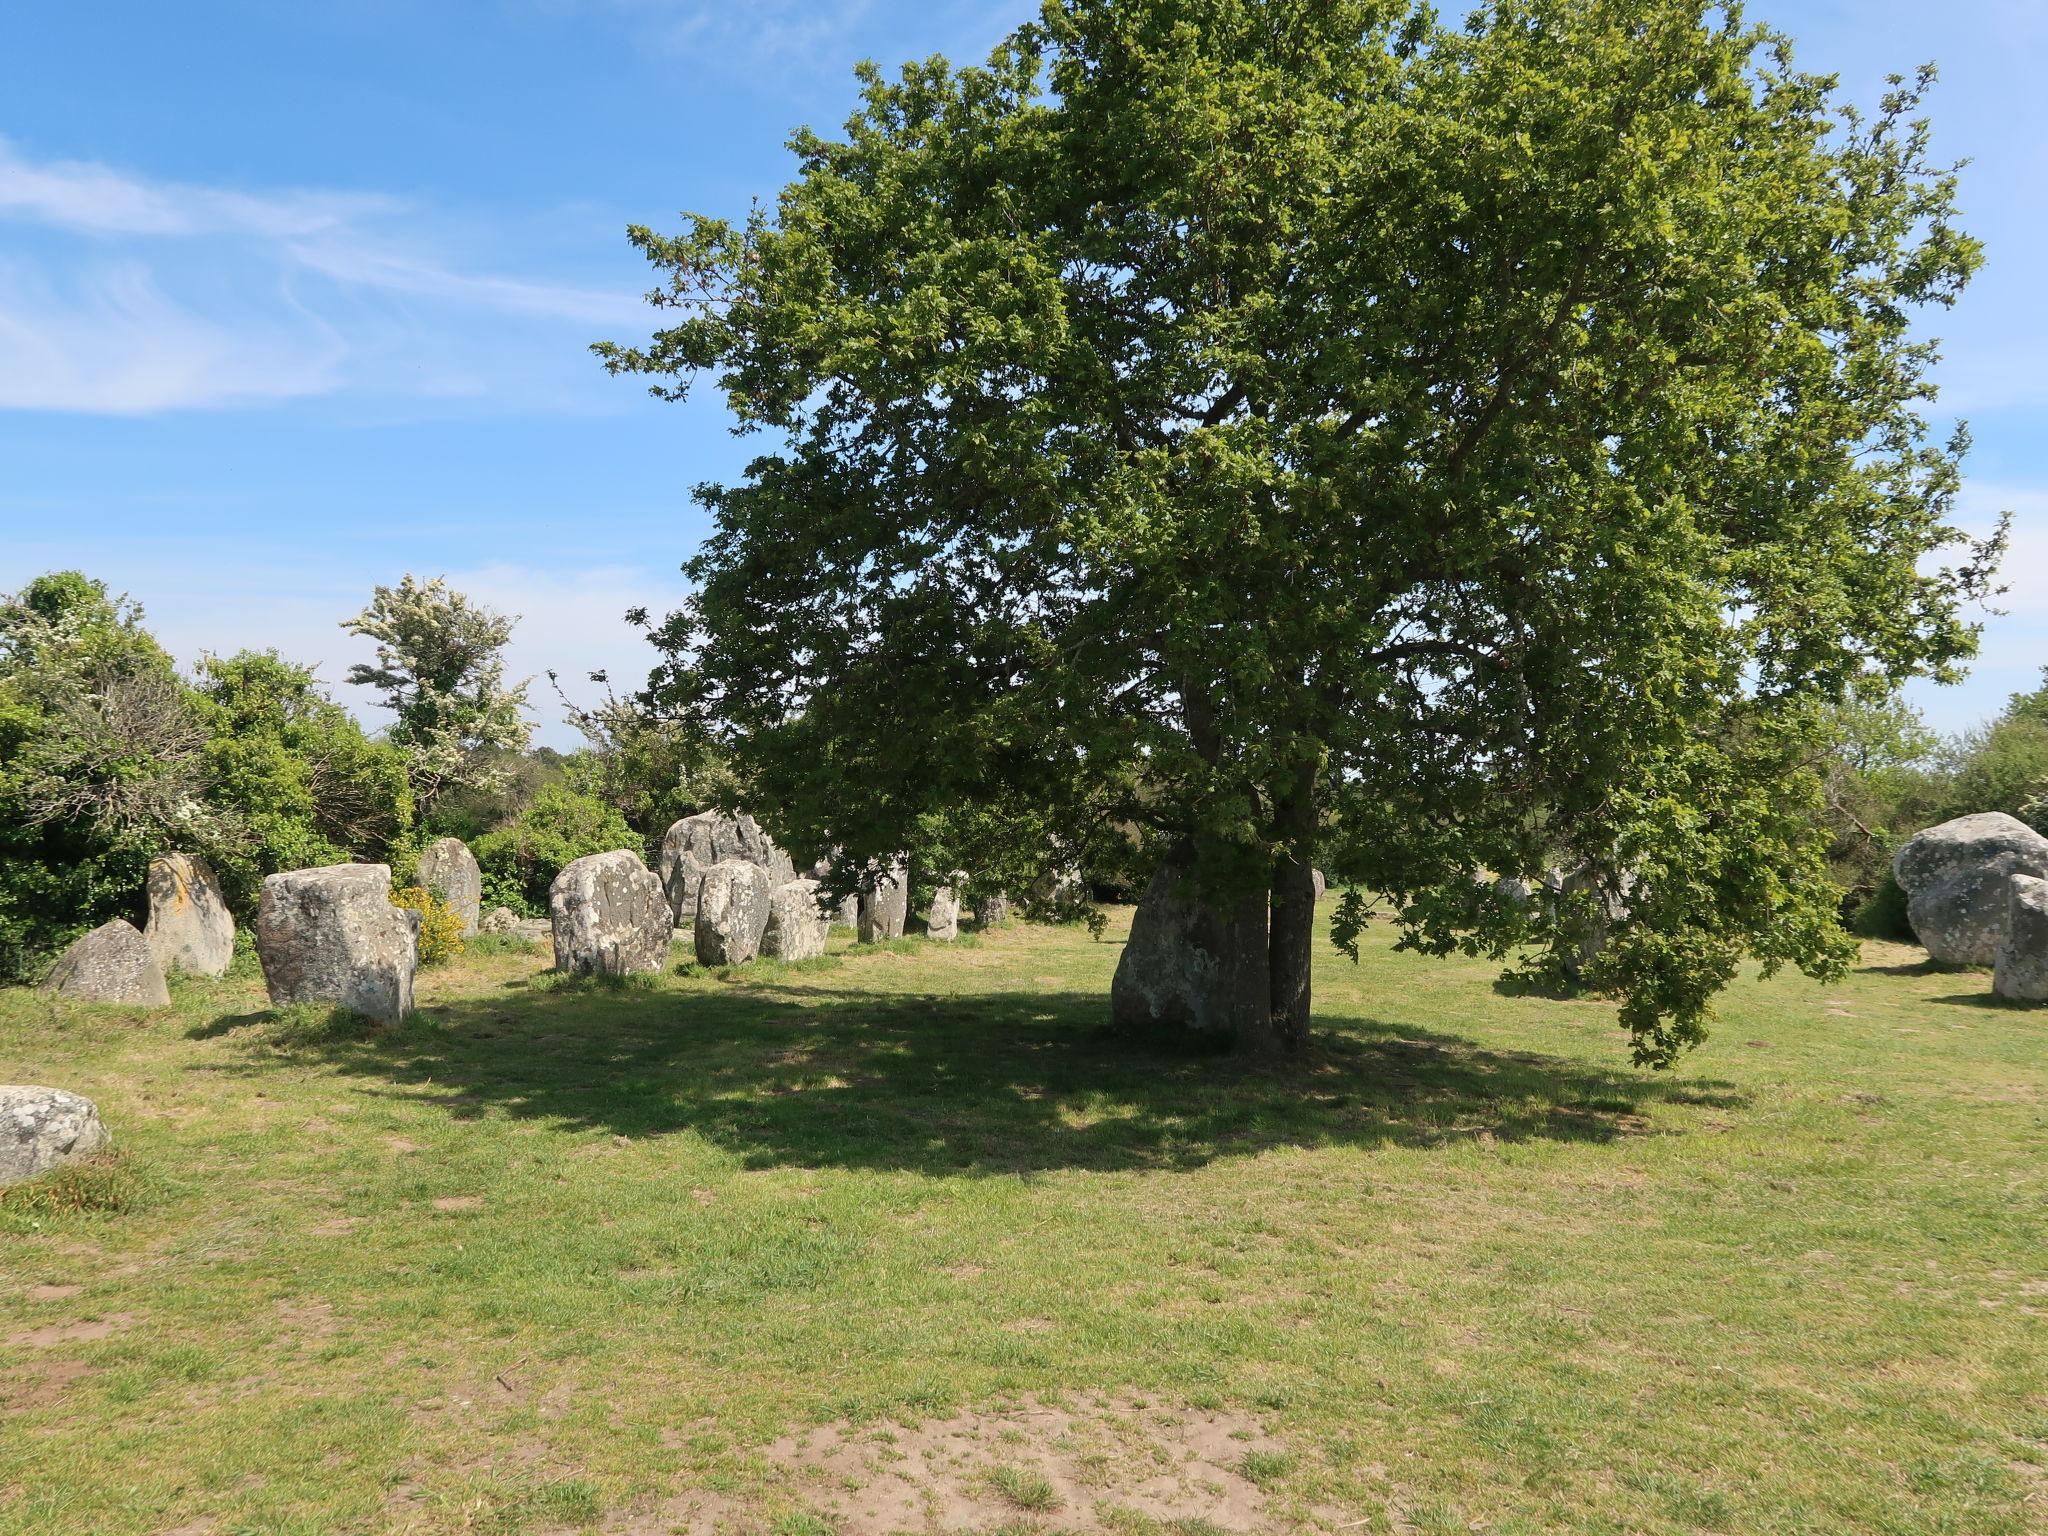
top-left (342, 576), bottom-right (532, 809)
top-left (602, 0), bottom-right (2002, 1063)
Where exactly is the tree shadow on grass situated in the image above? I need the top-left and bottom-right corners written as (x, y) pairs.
top-left (185, 968), bottom-right (1747, 1177)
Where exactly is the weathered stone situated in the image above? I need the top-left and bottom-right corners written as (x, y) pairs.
top-left (975, 891), bottom-right (1012, 928)
top-left (1311, 868), bottom-right (1327, 901)
top-left (1994, 874), bottom-right (2048, 1004)
top-left (858, 859), bottom-right (909, 943)
top-left (926, 882), bottom-right (960, 942)
top-left (43, 920), bottom-right (169, 1007)
top-left (1893, 813), bottom-right (2048, 966)
top-left (480, 906), bottom-right (520, 935)
top-left (550, 851), bottom-right (670, 976)
top-left (256, 864), bottom-right (418, 1025)
top-left (511, 917), bottom-right (552, 944)
top-left (762, 877), bottom-right (831, 961)
top-left (694, 859), bottom-right (774, 966)
top-left (0, 1086), bottom-right (112, 1187)
top-left (658, 810), bottom-right (796, 925)
top-left (144, 853), bottom-right (234, 977)
top-left (416, 837), bottom-right (483, 936)
top-left (1553, 865), bottom-right (1634, 980)
top-left (1112, 853), bottom-right (1268, 1041)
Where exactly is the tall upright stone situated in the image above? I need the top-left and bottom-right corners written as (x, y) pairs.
top-left (694, 859), bottom-right (775, 966)
top-left (974, 891), bottom-right (1012, 929)
top-left (550, 850), bottom-right (671, 977)
top-left (762, 877), bottom-right (831, 962)
top-left (659, 810), bottom-right (797, 925)
top-left (1111, 852), bottom-right (1268, 1044)
top-left (415, 837), bottom-right (483, 936)
top-left (256, 864), bottom-right (418, 1025)
top-left (43, 920), bottom-right (169, 1007)
top-left (858, 858), bottom-right (909, 943)
top-left (1894, 812), bottom-right (2048, 966)
top-left (1995, 874), bottom-right (2048, 1004)
top-left (926, 881), bottom-right (960, 942)
top-left (144, 853), bottom-right (234, 977)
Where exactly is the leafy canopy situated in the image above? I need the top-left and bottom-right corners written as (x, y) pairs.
top-left (602, 0), bottom-right (1999, 1063)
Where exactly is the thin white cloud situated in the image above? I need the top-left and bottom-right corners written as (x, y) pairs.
top-left (0, 136), bottom-right (644, 415)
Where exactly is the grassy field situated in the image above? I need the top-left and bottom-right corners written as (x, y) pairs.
top-left (1, 907), bottom-right (2042, 1536)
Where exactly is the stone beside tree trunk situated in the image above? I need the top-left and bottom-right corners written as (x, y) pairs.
top-left (144, 853), bottom-right (234, 977)
top-left (550, 850), bottom-right (671, 977)
top-left (416, 837), bottom-right (483, 936)
top-left (43, 920), bottom-right (170, 1007)
top-left (762, 877), bottom-right (831, 961)
top-left (1893, 812), bottom-right (2048, 966)
top-left (1995, 874), bottom-right (2048, 1004)
top-left (858, 859), bottom-right (909, 943)
top-left (1, 1086), bottom-right (112, 1187)
top-left (1111, 852), bottom-right (1270, 1045)
top-left (694, 860), bottom-right (775, 966)
top-left (256, 864), bottom-right (419, 1025)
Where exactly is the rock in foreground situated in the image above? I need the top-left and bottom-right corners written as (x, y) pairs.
top-left (1995, 874), bottom-right (2048, 1004)
top-left (695, 860), bottom-right (774, 966)
top-left (257, 864), bottom-right (419, 1025)
top-left (762, 877), bottom-right (830, 961)
top-left (551, 850), bottom-right (671, 976)
top-left (416, 837), bottom-right (483, 936)
top-left (144, 852), bottom-right (234, 977)
top-left (1893, 813), bottom-right (2048, 966)
top-left (43, 920), bottom-right (169, 1007)
top-left (0, 1086), bottom-right (112, 1187)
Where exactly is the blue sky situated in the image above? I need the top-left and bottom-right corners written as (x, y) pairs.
top-left (1, 0), bottom-right (2041, 748)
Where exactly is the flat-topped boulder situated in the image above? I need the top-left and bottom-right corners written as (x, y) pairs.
top-left (1, 1086), bottom-right (112, 1187)
top-left (43, 920), bottom-right (169, 1007)
top-left (551, 850), bottom-right (671, 976)
top-left (416, 837), bottom-right (483, 936)
top-left (144, 853), bottom-right (234, 977)
top-left (858, 859), bottom-right (909, 943)
top-left (695, 859), bottom-right (774, 966)
top-left (762, 877), bottom-right (830, 961)
top-left (658, 810), bottom-right (797, 925)
top-left (257, 864), bottom-right (419, 1025)
top-left (1995, 874), bottom-right (2048, 1004)
top-left (1894, 813), bottom-right (2048, 965)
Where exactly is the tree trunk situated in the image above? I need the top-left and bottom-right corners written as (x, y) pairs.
top-left (1266, 759), bottom-right (1320, 1051)
top-left (1220, 884), bottom-right (1277, 1052)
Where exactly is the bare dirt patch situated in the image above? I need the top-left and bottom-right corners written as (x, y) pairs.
top-left (5, 1313), bottom-right (135, 1349)
top-left (1, 1357), bottom-right (98, 1411)
top-left (431, 1195), bottom-right (485, 1212)
top-left (25, 1283), bottom-right (84, 1301)
top-left (636, 1395), bottom-right (1292, 1534)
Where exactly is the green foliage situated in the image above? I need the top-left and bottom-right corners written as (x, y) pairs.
top-left (603, 1), bottom-right (1994, 1062)
top-left (341, 575), bottom-right (533, 809)
top-left (473, 781), bottom-right (637, 912)
top-left (391, 885), bottom-right (466, 966)
top-left (551, 667), bottom-right (739, 841)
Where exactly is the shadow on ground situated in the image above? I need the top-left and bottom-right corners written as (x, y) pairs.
top-left (186, 963), bottom-right (1746, 1176)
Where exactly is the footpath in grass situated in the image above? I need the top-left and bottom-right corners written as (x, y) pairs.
top-left (1, 911), bottom-right (2042, 1535)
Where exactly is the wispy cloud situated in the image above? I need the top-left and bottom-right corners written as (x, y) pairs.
top-left (0, 136), bottom-right (645, 415)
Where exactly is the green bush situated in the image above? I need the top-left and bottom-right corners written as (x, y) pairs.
top-left (473, 782), bottom-right (637, 913)
top-left (1847, 873), bottom-right (1916, 942)
top-left (391, 885), bottom-right (465, 966)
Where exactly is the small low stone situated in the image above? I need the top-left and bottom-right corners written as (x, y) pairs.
top-left (0, 1085), bottom-right (113, 1187)
top-left (43, 920), bottom-right (169, 1007)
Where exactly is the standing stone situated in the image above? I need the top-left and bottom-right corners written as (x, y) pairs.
top-left (926, 882), bottom-right (960, 942)
top-left (416, 837), bottom-right (483, 936)
top-left (659, 810), bottom-right (797, 925)
top-left (550, 850), bottom-right (670, 977)
top-left (1893, 812), bottom-right (2048, 966)
top-left (1994, 874), bottom-right (2048, 1004)
top-left (695, 860), bottom-right (775, 966)
top-left (0, 1086), bottom-right (112, 1187)
top-left (1552, 865), bottom-right (1635, 981)
top-left (257, 864), bottom-right (418, 1025)
top-left (1311, 868), bottom-right (1327, 901)
top-left (858, 859), bottom-right (909, 943)
top-left (1112, 852), bottom-right (1268, 1042)
top-left (43, 920), bottom-right (169, 1007)
top-left (143, 853), bottom-right (234, 977)
top-left (762, 877), bottom-right (831, 961)
top-left (975, 891), bottom-right (1012, 929)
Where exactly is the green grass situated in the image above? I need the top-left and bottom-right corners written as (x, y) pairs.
top-left (1, 910), bottom-right (2042, 1534)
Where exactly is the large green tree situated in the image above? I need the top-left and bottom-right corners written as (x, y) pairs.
top-left (601, 0), bottom-right (2000, 1062)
